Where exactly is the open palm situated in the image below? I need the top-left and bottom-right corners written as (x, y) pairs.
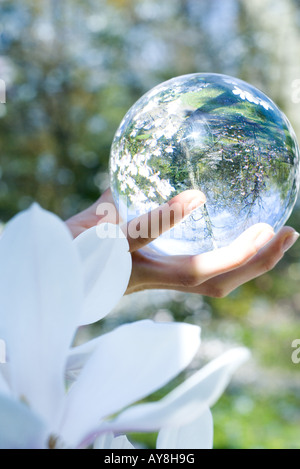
top-left (66, 189), bottom-right (298, 297)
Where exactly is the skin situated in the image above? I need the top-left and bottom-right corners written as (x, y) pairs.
top-left (66, 188), bottom-right (299, 297)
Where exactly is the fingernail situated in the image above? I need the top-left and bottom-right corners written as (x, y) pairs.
top-left (186, 195), bottom-right (207, 213)
top-left (283, 231), bottom-right (300, 253)
top-left (255, 229), bottom-right (275, 250)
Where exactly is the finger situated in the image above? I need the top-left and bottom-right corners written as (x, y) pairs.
top-left (197, 226), bottom-right (299, 297)
top-left (123, 190), bottom-right (206, 253)
top-left (66, 189), bottom-right (118, 238)
top-left (141, 226), bottom-right (299, 297)
top-left (129, 223), bottom-right (275, 288)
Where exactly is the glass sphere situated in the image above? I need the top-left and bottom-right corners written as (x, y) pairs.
top-left (110, 73), bottom-right (300, 255)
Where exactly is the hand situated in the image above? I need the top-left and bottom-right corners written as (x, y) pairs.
top-left (66, 189), bottom-right (299, 297)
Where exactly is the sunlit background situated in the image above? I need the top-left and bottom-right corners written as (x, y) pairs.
top-left (1, 0), bottom-right (300, 449)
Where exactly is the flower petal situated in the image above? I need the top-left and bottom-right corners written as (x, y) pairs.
top-left (93, 431), bottom-right (115, 450)
top-left (94, 432), bottom-right (135, 450)
top-left (156, 407), bottom-right (213, 449)
top-left (0, 204), bottom-right (83, 428)
top-left (0, 393), bottom-right (48, 449)
top-left (66, 336), bottom-right (101, 383)
top-left (74, 224), bottom-right (132, 325)
top-left (98, 348), bottom-right (250, 435)
top-left (110, 435), bottom-right (136, 450)
top-left (61, 320), bottom-right (201, 447)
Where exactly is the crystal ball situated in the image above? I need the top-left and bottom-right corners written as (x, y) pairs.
top-left (110, 73), bottom-right (300, 255)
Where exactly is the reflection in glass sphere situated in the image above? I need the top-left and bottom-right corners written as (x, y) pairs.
top-left (110, 73), bottom-right (300, 255)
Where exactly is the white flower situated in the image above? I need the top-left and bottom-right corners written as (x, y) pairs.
top-left (126, 176), bottom-right (138, 190)
top-left (127, 162), bottom-right (138, 176)
top-left (166, 101), bottom-right (180, 115)
top-left (148, 187), bottom-right (156, 198)
top-left (153, 128), bottom-right (165, 139)
top-left (118, 148), bottom-right (132, 172)
top-left (154, 117), bottom-right (165, 129)
top-left (0, 205), bottom-right (198, 448)
top-left (138, 165), bottom-right (151, 178)
top-left (120, 181), bottom-right (128, 192)
top-left (134, 151), bottom-right (147, 166)
top-left (165, 145), bottom-right (174, 154)
top-left (0, 204), bottom-right (250, 449)
top-left (91, 348), bottom-right (250, 450)
top-left (148, 138), bottom-right (158, 148)
top-left (128, 191), bottom-right (148, 208)
top-left (164, 125), bottom-right (177, 139)
top-left (156, 179), bottom-right (175, 199)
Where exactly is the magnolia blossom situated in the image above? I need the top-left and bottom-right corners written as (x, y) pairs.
top-left (0, 205), bottom-right (250, 449)
top-left (88, 347), bottom-right (250, 450)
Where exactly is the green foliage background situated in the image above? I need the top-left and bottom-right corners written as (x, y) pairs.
top-left (1, 0), bottom-right (300, 449)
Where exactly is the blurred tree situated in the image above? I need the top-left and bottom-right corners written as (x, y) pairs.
top-left (1, 0), bottom-right (299, 221)
top-left (1, 0), bottom-right (300, 448)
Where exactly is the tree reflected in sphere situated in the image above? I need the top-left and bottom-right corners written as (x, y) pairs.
top-left (110, 73), bottom-right (300, 255)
